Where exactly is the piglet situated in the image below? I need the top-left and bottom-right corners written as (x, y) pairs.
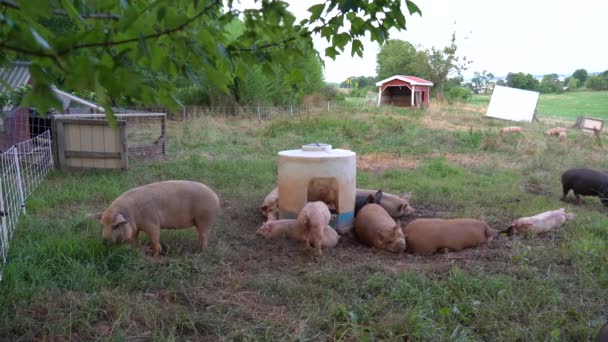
top-left (546, 127), bottom-right (567, 136)
top-left (259, 187), bottom-right (278, 221)
top-left (499, 126), bottom-right (524, 135)
top-left (255, 219), bottom-right (339, 248)
top-left (509, 208), bottom-right (575, 234)
top-left (355, 201), bottom-right (406, 253)
top-left (561, 168), bottom-right (608, 206)
top-left (356, 189), bottom-right (414, 218)
top-left (403, 218), bottom-right (496, 255)
top-left (297, 201), bottom-right (331, 255)
top-left (89, 180), bottom-right (220, 256)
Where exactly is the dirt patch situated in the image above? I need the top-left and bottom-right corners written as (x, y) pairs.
top-left (429, 151), bottom-right (492, 166)
top-left (357, 152), bottom-right (492, 173)
top-left (357, 153), bottom-right (420, 173)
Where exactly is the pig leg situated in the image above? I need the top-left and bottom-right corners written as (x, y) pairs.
top-left (130, 230), bottom-right (140, 248)
top-left (195, 217), bottom-right (212, 250)
top-left (146, 226), bottom-right (162, 257)
top-left (574, 193), bottom-right (582, 205)
top-left (561, 184), bottom-right (571, 202)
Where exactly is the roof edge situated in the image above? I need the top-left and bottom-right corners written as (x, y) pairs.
top-left (376, 75), bottom-right (434, 86)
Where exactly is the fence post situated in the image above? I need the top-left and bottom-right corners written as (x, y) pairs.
top-left (257, 107), bottom-right (261, 121)
top-left (327, 101), bottom-right (330, 112)
top-left (11, 149), bottom-right (26, 215)
top-left (46, 130), bottom-right (54, 169)
top-left (0, 183), bottom-right (8, 263)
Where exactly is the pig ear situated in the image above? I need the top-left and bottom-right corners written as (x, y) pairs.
top-left (113, 213), bottom-right (127, 227)
top-left (366, 194), bottom-right (375, 204)
top-left (401, 192), bottom-right (412, 201)
top-left (374, 190), bottom-right (383, 203)
top-left (87, 212), bottom-right (103, 221)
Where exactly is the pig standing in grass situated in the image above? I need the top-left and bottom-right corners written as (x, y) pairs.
top-left (297, 201), bottom-right (331, 255)
top-left (90, 180), bottom-right (220, 256)
top-left (546, 127), bottom-right (567, 136)
top-left (508, 208), bottom-right (576, 234)
top-left (355, 200), bottom-right (406, 253)
top-left (499, 126), bottom-right (524, 135)
top-left (255, 219), bottom-right (339, 248)
top-left (355, 189), bottom-right (415, 218)
top-left (558, 131), bottom-right (567, 142)
top-left (259, 187), bottom-right (278, 221)
top-left (403, 219), bottom-right (496, 255)
top-left (561, 168), bottom-right (608, 206)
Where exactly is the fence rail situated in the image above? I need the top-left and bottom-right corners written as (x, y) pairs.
top-left (133, 101), bottom-right (375, 120)
top-left (0, 130), bottom-right (53, 281)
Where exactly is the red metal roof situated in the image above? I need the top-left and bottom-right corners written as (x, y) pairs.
top-left (375, 75), bottom-right (433, 87)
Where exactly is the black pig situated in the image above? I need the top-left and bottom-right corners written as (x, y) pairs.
top-left (354, 190), bottom-right (383, 216)
top-left (561, 168), bottom-right (608, 206)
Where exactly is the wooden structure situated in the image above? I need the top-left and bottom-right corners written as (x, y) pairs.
top-left (573, 116), bottom-right (604, 133)
top-left (52, 117), bottom-right (127, 171)
top-left (375, 75), bottom-right (433, 107)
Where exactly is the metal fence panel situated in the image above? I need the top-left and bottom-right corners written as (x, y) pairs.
top-left (0, 130), bottom-right (53, 281)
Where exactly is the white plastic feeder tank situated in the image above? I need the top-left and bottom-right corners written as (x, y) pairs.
top-left (278, 143), bottom-right (356, 232)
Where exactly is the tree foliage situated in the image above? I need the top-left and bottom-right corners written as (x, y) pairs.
top-left (375, 33), bottom-right (469, 100)
top-left (585, 75), bottom-right (608, 91)
top-left (375, 40), bottom-right (429, 81)
top-left (539, 73), bottom-right (563, 94)
top-left (506, 72), bottom-right (539, 91)
top-left (0, 0), bottom-right (421, 118)
top-left (572, 69), bottom-right (588, 85)
top-left (471, 70), bottom-right (494, 94)
top-left (425, 33), bottom-right (470, 100)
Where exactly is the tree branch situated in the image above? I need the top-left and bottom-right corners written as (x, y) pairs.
top-left (0, 0), bottom-right (222, 58)
top-left (0, 0), bottom-right (121, 20)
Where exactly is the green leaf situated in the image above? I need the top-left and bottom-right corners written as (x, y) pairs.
top-left (406, 1), bottom-right (422, 15)
top-left (394, 10), bottom-right (406, 28)
top-left (60, 0), bottom-right (86, 29)
top-left (307, 4), bottom-right (325, 22)
top-left (325, 46), bottom-right (337, 60)
top-left (351, 39), bottom-right (363, 57)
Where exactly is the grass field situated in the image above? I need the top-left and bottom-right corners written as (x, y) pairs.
top-left (1, 102), bottom-right (608, 340)
top-left (471, 90), bottom-right (608, 120)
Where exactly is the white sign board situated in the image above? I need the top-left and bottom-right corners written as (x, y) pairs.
top-left (485, 85), bottom-right (540, 122)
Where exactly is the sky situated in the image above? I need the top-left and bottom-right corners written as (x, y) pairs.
top-left (238, 0), bottom-right (608, 83)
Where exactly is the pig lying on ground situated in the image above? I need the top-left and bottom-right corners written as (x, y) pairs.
top-left (558, 131), bottom-right (566, 142)
top-left (403, 219), bottom-right (496, 255)
top-left (355, 200), bottom-right (406, 253)
top-left (561, 168), bottom-right (608, 206)
top-left (89, 180), bottom-right (220, 256)
top-left (259, 187), bottom-right (278, 221)
top-left (356, 189), bottom-right (414, 218)
top-left (255, 219), bottom-right (339, 248)
top-left (508, 208), bottom-right (576, 234)
top-left (297, 201), bottom-right (331, 255)
top-left (499, 126), bottom-right (524, 135)
top-left (354, 190), bottom-right (382, 216)
top-left (546, 127), bottom-right (567, 136)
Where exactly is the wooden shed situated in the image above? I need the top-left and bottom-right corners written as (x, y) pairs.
top-left (375, 75), bottom-right (433, 107)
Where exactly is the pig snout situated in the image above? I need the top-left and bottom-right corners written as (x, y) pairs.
top-left (389, 239), bottom-right (406, 253)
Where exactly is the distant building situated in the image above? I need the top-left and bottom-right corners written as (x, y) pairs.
top-left (375, 75), bottom-right (433, 107)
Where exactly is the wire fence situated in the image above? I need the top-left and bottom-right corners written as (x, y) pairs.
top-left (0, 130), bottom-right (53, 281)
top-left (136, 101), bottom-right (376, 120)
